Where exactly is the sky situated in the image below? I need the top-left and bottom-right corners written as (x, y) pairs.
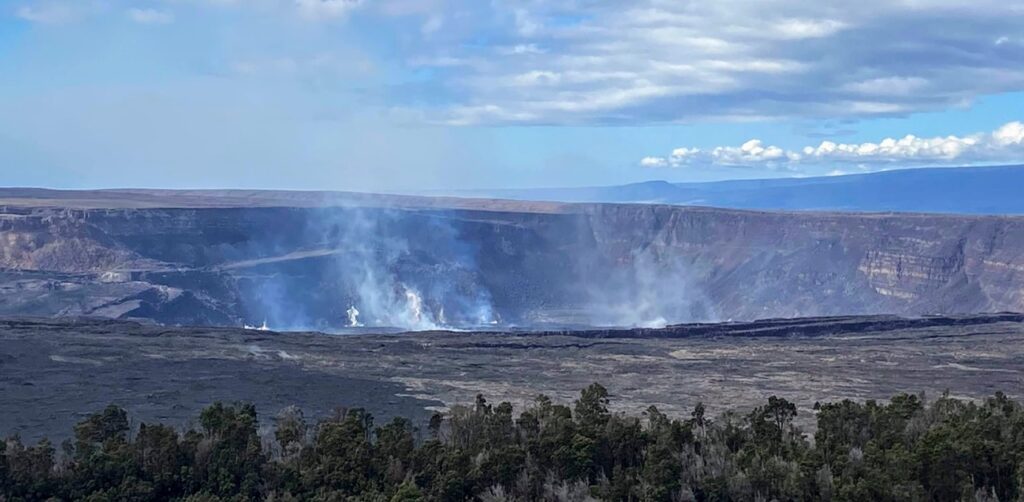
top-left (1, 0), bottom-right (1023, 191)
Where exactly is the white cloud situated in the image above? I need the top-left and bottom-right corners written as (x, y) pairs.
top-left (294, 0), bottom-right (362, 20)
top-left (14, 0), bottom-right (1024, 127)
top-left (770, 18), bottom-right (846, 40)
top-left (396, 0), bottom-right (1024, 124)
top-left (127, 8), bottom-right (174, 25)
top-left (993, 121), bottom-right (1024, 146)
top-left (841, 77), bottom-right (929, 96)
top-left (228, 51), bottom-right (375, 80)
top-left (641, 121), bottom-right (1024, 170)
top-left (639, 156), bottom-right (667, 167)
top-left (512, 8), bottom-right (540, 37)
top-left (407, 56), bottom-right (471, 68)
top-left (16, 3), bottom-right (74, 24)
top-left (499, 43), bottom-right (546, 56)
top-left (421, 14), bottom-right (443, 35)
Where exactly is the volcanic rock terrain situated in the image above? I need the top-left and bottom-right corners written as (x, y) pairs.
top-left (1, 188), bottom-right (1023, 329)
top-left (2, 314), bottom-right (1022, 441)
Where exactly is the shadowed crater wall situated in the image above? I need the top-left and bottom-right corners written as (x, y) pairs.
top-left (1, 189), bottom-right (1023, 329)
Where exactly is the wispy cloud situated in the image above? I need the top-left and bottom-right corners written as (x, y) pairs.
top-left (16, 3), bottom-right (74, 24)
top-left (420, 14), bottom-right (443, 35)
top-left (127, 8), bottom-right (174, 25)
top-left (390, 0), bottom-right (1024, 125)
top-left (294, 0), bottom-right (363, 20)
top-left (11, 0), bottom-right (1024, 129)
top-left (641, 121), bottom-right (1024, 170)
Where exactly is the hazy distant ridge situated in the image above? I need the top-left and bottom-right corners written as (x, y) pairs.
top-left (458, 165), bottom-right (1024, 215)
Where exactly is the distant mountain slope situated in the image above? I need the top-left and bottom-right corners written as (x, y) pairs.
top-left (465, 165), bottom-right (1024, 215)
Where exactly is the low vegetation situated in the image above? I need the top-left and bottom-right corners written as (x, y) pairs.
top-left (2, 385), bottom-right (1023, 501)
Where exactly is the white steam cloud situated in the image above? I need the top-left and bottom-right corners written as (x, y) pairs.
top-left (322, 207), bottom-right (496, 331)
top-left (238, 205), bottom-right (499, 333)
top-left (571, 211), bottom-right (717, 328)
top-left (345, 305), bottom-right (362, 327)
top-left (238, 205), bottom-right (719, 332)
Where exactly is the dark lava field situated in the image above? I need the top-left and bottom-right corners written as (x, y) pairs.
top-left (3, 314), bottom-right (1022, 441)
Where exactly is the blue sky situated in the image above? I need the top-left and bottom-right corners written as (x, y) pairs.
top-left (1, 0), bottom-right (1023, 191)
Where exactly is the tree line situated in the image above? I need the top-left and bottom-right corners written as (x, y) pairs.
top-left (2, 384), bottom-right (1023, 501)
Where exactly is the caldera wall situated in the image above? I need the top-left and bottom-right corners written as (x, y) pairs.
top-left (1, 193), bottom-right (1022, 328)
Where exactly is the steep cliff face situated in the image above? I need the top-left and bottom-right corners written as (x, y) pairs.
top-left (0, 194), bottom-right (1022, 328)
top-left (0, 212), bottom-right (149, 272)
top-left (576, 205), bottom-right (1024, 320)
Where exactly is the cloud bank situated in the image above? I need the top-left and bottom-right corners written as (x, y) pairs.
top-left (401, 0), bottom-right (1024, 125)
top-left (641, 121), bottom-right (1024, 170)
top-left (11, 0), bottom-right (1024, 126)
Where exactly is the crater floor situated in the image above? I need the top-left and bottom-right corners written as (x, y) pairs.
top-left (2, 314), bottom-right (1023, 441)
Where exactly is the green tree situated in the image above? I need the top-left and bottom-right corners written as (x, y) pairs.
top-left (195, 402), bottom-right (266, 499)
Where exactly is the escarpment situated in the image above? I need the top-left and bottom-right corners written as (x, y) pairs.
top-left (0, 190), bottom-right (1022, 328)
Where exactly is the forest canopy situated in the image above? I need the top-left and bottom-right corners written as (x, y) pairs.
top-left (2, 385), bottom-right (1023, 501)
